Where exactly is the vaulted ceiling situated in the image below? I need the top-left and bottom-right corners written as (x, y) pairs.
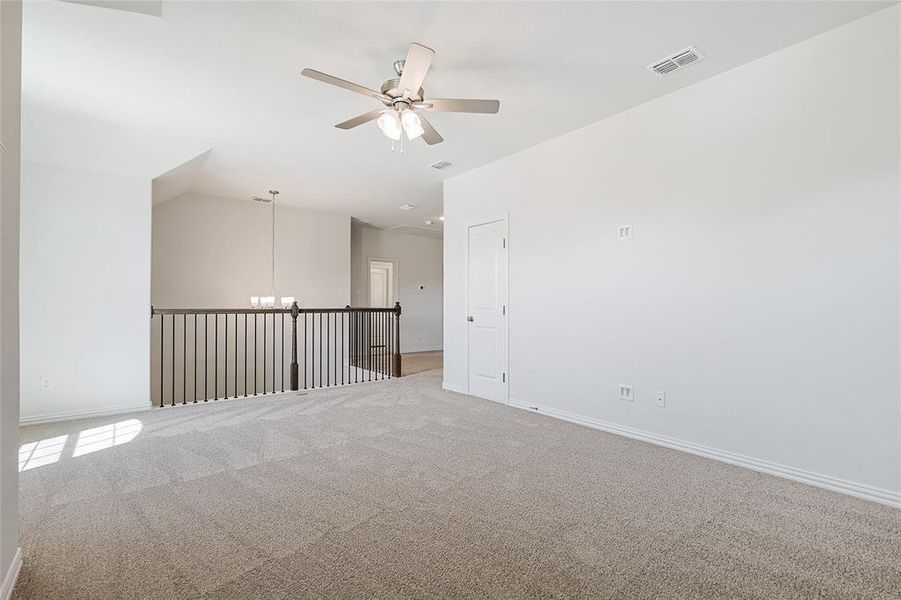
top-left (23, 1), bottom-right (890, 229)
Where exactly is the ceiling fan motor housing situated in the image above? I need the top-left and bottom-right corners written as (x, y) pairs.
top-left (380, 77), bottom-right (424, 103)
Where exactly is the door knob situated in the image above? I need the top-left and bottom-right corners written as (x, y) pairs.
top-left (466, 316), bottom-right (474, 322)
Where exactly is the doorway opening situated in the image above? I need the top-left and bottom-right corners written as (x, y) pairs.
top-left (368, 259), bottom-right (395, 308)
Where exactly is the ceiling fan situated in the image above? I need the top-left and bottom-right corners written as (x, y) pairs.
top-left (301, 42), bottom-right (500, 145)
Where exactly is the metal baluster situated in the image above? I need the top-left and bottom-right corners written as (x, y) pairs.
top-left (281, 313), bottom-right (285, 392)
top-left (183, 314), bottom-right (187, 404)
top-left (159, 314), bottom-right (164, 407)
top-left (244, 314), bottom-right (248, 397)
top-left (170, 313), bottom-right (175, 406)
top-left (254, 313), bottom-right (258, 395)
top-left (214, 313), bottom-right (219, 400)
top-left (271, 311), bottom-right (275, 393)
top-left (234, 313), bottom-right (238, 398)
top-left (341, 310), bottom-right (345, 385)
top-left (326, 312), bottom-right (331, 387)
top-left (303, 313), bottom-right (307, 390)
top-left (194, 314), bottom-right (198, 401)
top-left (356, 311), bottom-right (360, 384)
top-left (336, 312), bottom-right (340, 385)
top-left (319, 312), bottom-right (324, 387)
top-left (263, 313), bottom-right (267, 396)
top-left (224, 313), bottom-right (228, 399)
top-left (204, 315), bottom-right (208, 402)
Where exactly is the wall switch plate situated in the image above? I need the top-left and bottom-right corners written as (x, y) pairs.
top-left (618, 225), bottom-right (632, 240)
top-left (619, 384), bottom-right (634, 401)
top-left (656, 391), bottom-right (666, 407)
top-left (39, 376), bottom-right (54, 392)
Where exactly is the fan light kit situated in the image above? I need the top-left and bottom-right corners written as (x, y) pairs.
top-left (302, 42), bottom-right (500, 150)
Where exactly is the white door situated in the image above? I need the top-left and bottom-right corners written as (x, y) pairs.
top-left (467, 219), bottom-right (508, 402)
top-left (368, 260), bottom-right (394, 308)
top-left (368, 260), bottom-right (394, 354)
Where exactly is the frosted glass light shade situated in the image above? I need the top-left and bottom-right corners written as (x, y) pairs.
top-left (377, 111), bottom-right (402, 140)
top-left (401, 110), bottom-right (424, 140)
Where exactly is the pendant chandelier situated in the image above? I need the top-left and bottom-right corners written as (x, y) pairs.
top-left (250, 190), bottom-right (294, 309)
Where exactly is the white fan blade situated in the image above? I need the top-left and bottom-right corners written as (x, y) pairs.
top-left (398, 43), bottom-right (435, 96)
top-left (418, 113), bottom-right (444, 145)
top-left (301, 68), bottom-right (389, 103)
top-left (419, 98), bottom-right (500, 114)
top-left (335, 110), bottom-right (384, 130)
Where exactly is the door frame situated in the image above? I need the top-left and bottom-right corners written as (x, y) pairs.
top-left (464, 214), bottom-right (509, 403)
top-left (367, 257), bottom-right (397, 308)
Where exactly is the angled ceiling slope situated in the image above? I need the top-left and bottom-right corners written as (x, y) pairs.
top-left (59, 0), bottom-right (162, 18)
top-left (26, 1), bottom-right (893, 228)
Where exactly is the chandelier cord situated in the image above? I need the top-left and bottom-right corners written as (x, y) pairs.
top-left (270, 190), bottom-right (277, 297)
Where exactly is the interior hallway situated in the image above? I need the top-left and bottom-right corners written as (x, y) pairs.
top-left (401, 351), bottom-right (442, 376)
top-left (14, 370), bottom-right (900, 599)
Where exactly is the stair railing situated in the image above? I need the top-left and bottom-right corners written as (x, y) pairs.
top-left (150, 301), bottom-right (402, 407)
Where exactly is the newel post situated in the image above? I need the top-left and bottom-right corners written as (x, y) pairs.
top-left (393, 301), bottom-right (402, 377)
top-left (290, 301), bottom-right (300, 391)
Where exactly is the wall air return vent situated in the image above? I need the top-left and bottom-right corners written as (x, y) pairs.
top-left (648, 46), bottom-right (705, 76)
top-left (429, 160), bottom-right (453, 170)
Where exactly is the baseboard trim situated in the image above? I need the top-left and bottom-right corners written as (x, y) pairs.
top-left (403, 347), bottom-right (443, 355)
top-left (442, 381), bottom-right (467, 395)
top-left (20, 402), bottom-right (151, 426)
top-left (1, 547), bottom-right (22, 600)
top-left (508, 399), bottom-right (901, 509)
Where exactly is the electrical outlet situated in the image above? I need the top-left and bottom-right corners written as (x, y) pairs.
top-left (618, 225), bottom-right (632, 240)
top-left (39, 376), bottom-right (54, 392)
top-left (656, 391), bottom-right (666, 407)
top-left (619, 384), bottom-right (634, 401)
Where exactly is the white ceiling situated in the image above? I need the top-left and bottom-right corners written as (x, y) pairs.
top-left (23, 0), bottom-right (891, 229)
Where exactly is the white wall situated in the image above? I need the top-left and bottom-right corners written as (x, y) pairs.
top-left (20, 161), bottom-right (152, 423)
top-left (152, 193), bottom-right (349, 308)
top-left (0, 0), bottom-right (21, 591)
top-left (444, 8), bottom-right (900, 502)
top-left (351, 226), bottom-right (442, 353)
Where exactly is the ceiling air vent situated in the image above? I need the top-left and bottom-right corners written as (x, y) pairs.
top-left (429, 160), bottom-right (453, 170)
top-left (648, 46), bottom-right (705, 76)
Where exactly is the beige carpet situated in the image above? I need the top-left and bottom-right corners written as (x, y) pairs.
top-left (14, 370), bottom-right (901, 599)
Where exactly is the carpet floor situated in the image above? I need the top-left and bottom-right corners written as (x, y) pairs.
top-left (14, 370), bottom-right (901, 599)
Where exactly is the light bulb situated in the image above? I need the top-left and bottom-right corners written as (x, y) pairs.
top-left (377, 111), bottom-right (401, 141)
top-left (401, 110), bottom-right (424, 140)
top-left (280, 296), bottom-right (295, 308)
top-left (250, 296), bottom-right (260, 308)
